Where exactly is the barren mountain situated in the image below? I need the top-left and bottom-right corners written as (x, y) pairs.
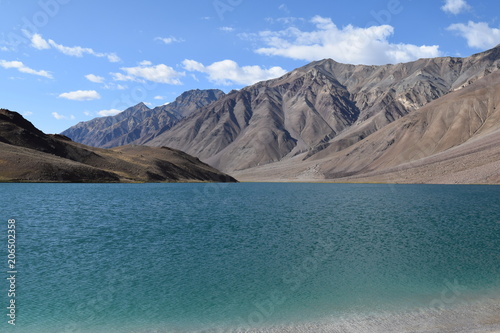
top-left (233, 71), bottom-right (500, 184)
top-left (146, 45), bottom-right (500, 174)
top-left (61, 89), bottom-right (225, 148)
top-left (0, 109), bottom-right (236, 183)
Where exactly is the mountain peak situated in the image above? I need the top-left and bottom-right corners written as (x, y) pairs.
top-left (166, 89), bottom-right (225, 118)
top-left (134, 102), bottom-right (150, 109)
top-left (61, 89), bottom-right (225, 148)
top-left (176, 88), bottom-right (224, 101)
top-left (0, 109), bottom-right (44, 137)
top-left (295, 58), bottom-right (354, 77)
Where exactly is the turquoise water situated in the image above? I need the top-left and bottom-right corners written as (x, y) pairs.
top-left (0, 183), bottom-right (499, 332)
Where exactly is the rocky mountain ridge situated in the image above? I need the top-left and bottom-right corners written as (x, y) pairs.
top-left (145, 45), bottom-right (500, 173)
top-left (62, 89), bottom-right (225, 148)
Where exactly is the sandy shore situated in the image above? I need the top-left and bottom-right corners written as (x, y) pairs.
top-left (205, 299), bottom-right (500, 333)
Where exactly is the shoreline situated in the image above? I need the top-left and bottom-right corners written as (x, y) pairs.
top-left (192, 296), bottom-right (500, 333)
top-left (10, 299), bottom-right (500, 333)
top-left (233, 180), bottom-right (500, 185)
top-left (1, 179), bottom-right (499, 185)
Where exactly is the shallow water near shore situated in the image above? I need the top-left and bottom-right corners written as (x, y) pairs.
top-left (0, 183), bottom-right (499, 332)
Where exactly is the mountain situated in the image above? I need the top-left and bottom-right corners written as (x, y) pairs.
top-left (61, 89), bottom-right (225, 148)
top-left (145, 45), bottom-right (500, 178)
top-left (0, 109), bottom-right (236, 183)
top-left (232, 71), bottom-right (500, 184)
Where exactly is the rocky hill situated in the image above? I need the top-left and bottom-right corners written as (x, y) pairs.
top-left (61, 89), bottom-right (225, 148)
top-left (0, 109), bottom-right (236, 183)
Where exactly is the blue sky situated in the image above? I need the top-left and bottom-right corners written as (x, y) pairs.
top-left (1, 0), bottom-right (500, 134)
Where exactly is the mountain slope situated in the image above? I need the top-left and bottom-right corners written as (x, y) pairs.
top-left (0, 109), bottom-right (236, 183)
top-left (318, 70), bottom-right (500, 182)
top-left (146, 45), bottom-right (500, 173)
top-left (233, 70), bottom-right (500, 184)
top-left (61, 89), bottom-right (224, 148)
top-left (319, 70), bottom-right (500, 175)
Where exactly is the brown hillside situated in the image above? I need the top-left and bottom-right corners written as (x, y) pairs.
top-left (0, 109), bottom-right (236, 183)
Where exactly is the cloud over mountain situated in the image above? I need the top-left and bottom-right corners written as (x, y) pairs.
top-left (113, 63), bottom-right (185, 85)
top-left (182, 59), bottom-right (287, 85)
top-left (252, 16), bottom-right (441, 65)
top-left (447, 21), bottom-right (500, 49)
top-left (58, 90), bottom-right (101, 101)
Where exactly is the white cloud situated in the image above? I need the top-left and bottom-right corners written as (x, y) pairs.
top-left (154, 96), bottom-right (165, 100)
top-left (447, 21), bottom-right (500, 49)
top-left (441, 0), bottom-right (470, 14)
top-left (59, 90), bottom-right (101, 101)
top-left (52, 112), bottom-right (75, 120)
top-left (278, 4), bottom-right (290, 14)
top-left (155, 36), bottom-right (184, 44)
top-left (252, 16), bottom-right (441, 65)
top-left (23, 111), bottom-right (33, 116)
top-left (49, 40), bottom-right (91, 56)
top-left (106, 54), bottom-right (121, 63)
top-left (31, 34), bottom-right (50, 50)
top-left (103, 82), bottom-right (128, 90)
top-left (183, 59), bottom-right (206, 72)
top-left (111, 72), bottom-right (139, 82)
top-left (52, 112), bottom-right (65, 120)
top-left (115, 63), bottom-right (185, 85)
top-left (265, 17), bottom-right (305, 25)
top-left (182, 59), bottom-right (287, 86)
top-left (85, 74), bottom-right (105, 83)
top-left (0, 46), bottom-right (10, 52)
top-left (139, 60), bottom-right (152, 66)
top-left (219, 26), bottom-right (235, 32)
top-left (97, 109), bottom-right (121, 117)
top-left (0, 60), bottom-right (52, 78)
top-left (28, 33), bottom-right (121, 62)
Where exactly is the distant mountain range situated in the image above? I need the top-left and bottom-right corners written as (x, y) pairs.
top-left (61, 45), bottom-right (500, 183)
top-left (0, 109), bottom-right (236, 183)
top-left (62, 89), bottom-right (224, 148)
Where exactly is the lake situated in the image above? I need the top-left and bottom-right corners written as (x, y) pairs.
top-left (0, 183), bottom-right (499, 332)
